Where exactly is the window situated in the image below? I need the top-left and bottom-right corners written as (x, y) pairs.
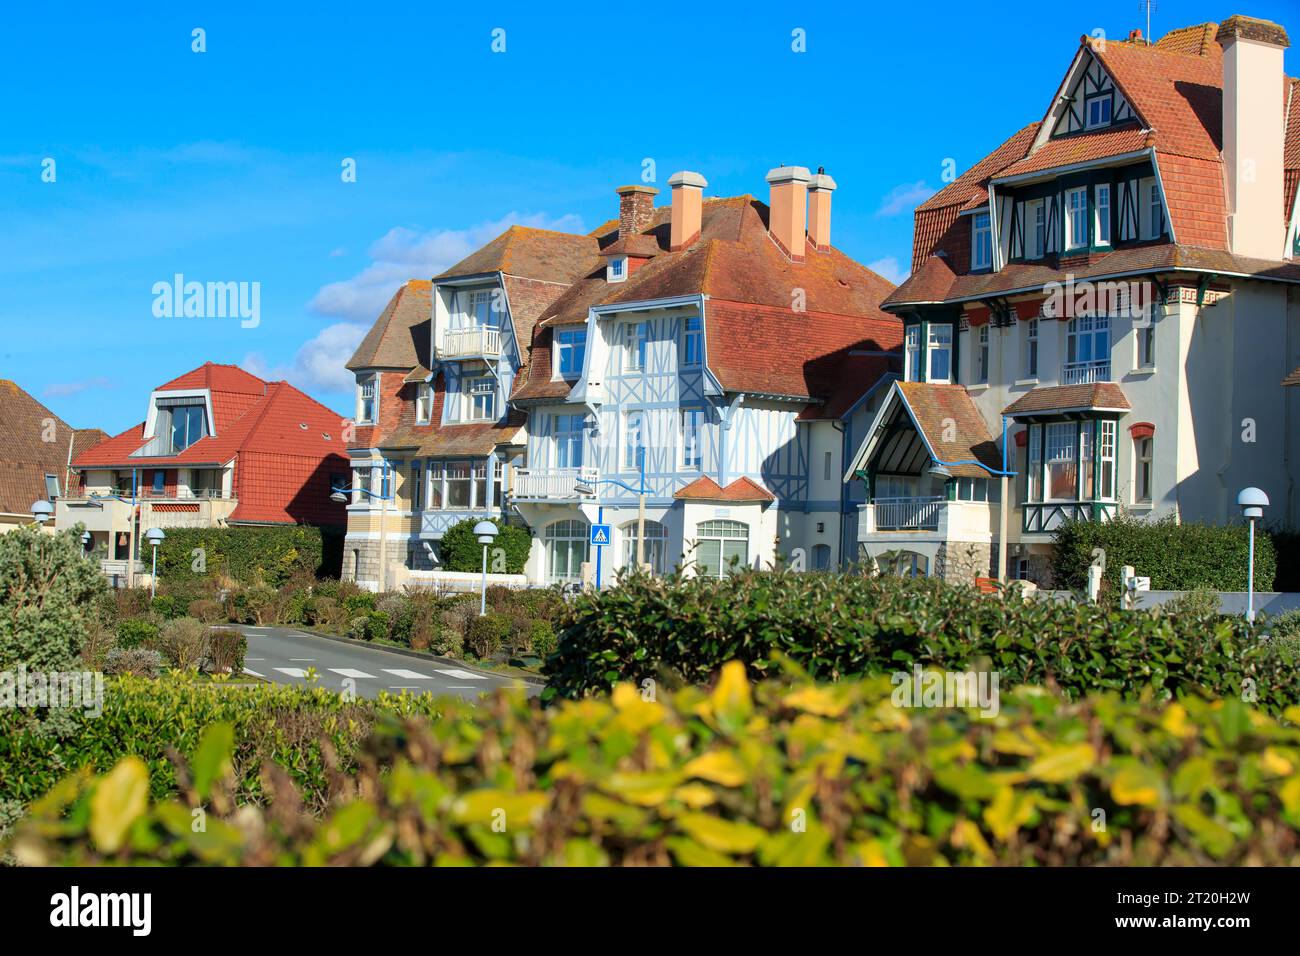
top-left (971, 212), bottom-right (992, 270)
top-left (554, 414), bottom-right (585, 469)
top-left (1025, 318), bottom-right (1039, 378)
top-left (445, 462), bottom-right (472, 509)
top-left (626, 321), bottom-right (647, 372)
top-left (682, 317), bottom-right (702, 367)
top-left (905, 325), bottom-right (921, 381)
top-left (44, 474), bottom-right (61, 500)
top-left (1065, 316), bottom-right (1111, 383)
top-left (927, 323), bottom-right (952, 383)
top-left (411, 462), bottom-right (423, 510)
top-left (1095, 184), bottom-right (1111, 246)
top-left (545, 519), bottom-right (589, 583)
top-left (1138, 320), bottom-right (1156, 368)
top-left (358, 375), bottom-right (376, 422)
top-left (1135, 435), bottom-right (1153, 503)
top-left (693, 520), bottom-right (749, 579)
top-left (823, 451), bottom-right (833, 482)
top-left (621, 520), bottom-right (668, 575)
top-left (680, 407), bottom-right (704, 469)
top-left (1149, 182), bottom-right (1164, 239)
top-left (1080, 421), bottom-right (1095, 499)
top-left (624, 410), bottom-right (645, 471)
top-left (1099, 420), bottom-right (1117, 499)
top-left (493, 459), bottom-right (505, 509)
top-left (1027, 425), bottom-right (1041, 502)
top-left (812, 543), bottom-right (832, 571)
top-left (467, 376), bottom-right (495, 421)
top-left (555, 328), bottom-right (586, 378)
top-left (415, 382), bottom-right (432, 422)
top-left (1045, 422), bottom-right (1077, 501)
top-left (954, 477), bottom-right (990, 502)
top-left (976, 325), bottom-right (989, 383)
top-left (152, 470), bottom-right (166, 495)
top-left (609, 257), bottom-right (626, 282)
top-left (1026, 200), bottom-right (1045, 260)
top-left (1085, 95), bottom-right (1112, 129)
top-left (466, 289), bottom-right (498, 328)
top-left (167, 404), bottom-right (206, 453)
top-left (1066, 187), bottom-right (1089, 249)
top-left (426, 462), bottom-right (443, 509)
top-left (473, 461), bottom-right (488, 509)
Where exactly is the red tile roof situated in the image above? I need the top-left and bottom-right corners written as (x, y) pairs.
top-left (0, 380), bottom-right (105, 516)
top-left (71, 364), bottom-right (349, 526)
top-left (1003, 383), bottom-right (1132, 415)
top-left (896, 382), bottom-right (1002, 479)
top-left (673, 475), bottom-right (775, 502)
top-left (347, 280), bottom-right (432, 371)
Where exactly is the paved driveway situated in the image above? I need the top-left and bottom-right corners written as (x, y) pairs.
top-left (234, 625), bottom-right (540, 701)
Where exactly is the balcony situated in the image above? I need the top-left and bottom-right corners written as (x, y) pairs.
top-left (1061, 360), bottom-right (1111, 385)
top-left (437, 326), bottom-right (503, 361)
top-left (860, 497), bottom-right (994, 540)
top-left (510, 467), bottom-right (597, 500)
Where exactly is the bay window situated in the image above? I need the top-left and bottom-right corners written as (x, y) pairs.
top-left (1065, 315), bottom-right (1110, 383)
top-left (905, 325), bottom-right (921, 381)
top-left (694, 520), bottom-right (749, 579)
top-left (1045, 422), bottom-right (1077, 500)
top-left (927, 323), bottom-right (952, 383)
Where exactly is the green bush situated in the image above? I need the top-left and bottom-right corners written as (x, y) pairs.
top-left (0, 525), bottom-right (107, 671)
top-left (152, 526), bottom-right (330, 588)
top-left (1052, 513), bottom-right (1275, 593)
top-left (440, 518), bottom-right (530, 574)
top-left (159, 617), bottom-right (207, 669)
top-left (543, 571), bottom-right (1300, 714)
top-left (104, 649), bottom-right (164, 678)
top-left (465, 613), bottom-right (508, 659)
top-left (11, 664), bottom-right (1300, 866)
top-left (149, 595), bottom-right (185, 620)
top-left (1158, 589), bottom-right (1222, 619)
top-left (529, 619), bottom-right (557, 658)
top-left (342, 592), bottom-right (377, 616)
top-left (0, 674), bottom-right (443, 812)
top-left (206, 630), bottom-right (246, 674)
top-left (116, 618), bottom-right (159, 651)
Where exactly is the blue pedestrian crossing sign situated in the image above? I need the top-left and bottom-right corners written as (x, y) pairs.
top-left (590, 523), bottom-right (611, 546)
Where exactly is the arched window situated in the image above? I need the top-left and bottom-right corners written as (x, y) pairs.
top-left (544, 519), bottom-right (589, 583)
top-left (812, 543), bottom-right (832, 571)
top-left (693, 520), bottom-right (749, 579)
top-left (621, 520), bottom-right (669, 575)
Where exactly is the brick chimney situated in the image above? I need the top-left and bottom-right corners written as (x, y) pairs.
top-left (668, 171), bottom-right (707, 250)
top-left (765, 165), bottom-right (811, 261)
top-left (807, 169), bottom-right (836, 252)
top-left (617, 185), bottom-right (658, 239)
top-left (1216, 15), bottom-right (1290, 260)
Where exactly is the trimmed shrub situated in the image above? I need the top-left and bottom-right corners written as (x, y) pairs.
top-left (0, 525), bottom-right (107, 671)
top-left (160, 617), bottom-right (207, 670)
top-left (308, 596), bottom-right (340, 629)
top-left (116, 618), bottom-right (159, 651)
top-left (206, 629), bottom-right (247, 674)
top-left (1158, 588), bottom-right (1222, 619)
top-left (1052, 513), bottom-right (1275, 593)
top-left (543, 571), bottom-right (1300, 713)
top-left (149, 595), bottom-right (185, 620)
top-left (342, 591), bottom-right (377, 616)
top-left (152, 525), bottom-right (331, 588)
top-left (440, 518), bottom-right (530, 574)
top-left (529, 619), bottom-right (557, 659)
top-left (104, 648), bottom-right (164, 678)
top-left (465, 613), bottom-right (508, 659)
top-left (12, 665), bottom-right (1300, 866)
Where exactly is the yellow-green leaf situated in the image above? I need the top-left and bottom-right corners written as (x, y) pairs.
top-left (676, 812), bottom-right (766, 854)
top-left (1026, 743), bottom-right (1096, 783)
top-left (89, 757), bottom-right (150, 854)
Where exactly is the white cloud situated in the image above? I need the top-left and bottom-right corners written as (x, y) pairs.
top-left (44, 377), bottom-right (114, 398)
top-left (876, 181), bottom-right (937, 217)
top-left (308, 211), bottom-right (585, 323)
top-left (867, 256), bottom-right (909, 285)
top-left (242, 322), bottom-right (367, 395)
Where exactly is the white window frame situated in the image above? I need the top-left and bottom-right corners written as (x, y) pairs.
top-left (971, 212), bottom-right (992, 270)
top-left (1065, 187), bottom-right (1089, 250)
top-left (1025, 318), bottom-right (1039, 379)
top-left (623, 410), bottom-right (645, 472)
top-left (554, 413), bottom-right (584, 469)
top-left (1094, 183), bottom-right (1111, 247)
top-left (693, 519), bottom-right (749, 579)
top-left (976, 325), bottom-right (989, 383)
top-left (905, 325), bottom-right (921, 382)
top-left (1026, 200), bottom-right (1046, 260)
top-left (626, 321), bottom-right (648, 372)
top-left (555, 328), bottom-right (586, 379)
top-left (1134, 435), bottom-right (1153, 503)
top-left (358, 374), bottom-right (377, 423)
top-left (465, 375), bottom-right (495, 421)
top-left (545, 519), bottom-right (589, 583)
top-left (927, 323), bottom-right (953, 384)
top-left (1085, 95), bottom-right (1112, 129)
top-left (680, 406), bottom-right (704, 470)
top-left (608, 257), bottom-right (627, 283)
top-left (415, 381), bottom-right (432, 423)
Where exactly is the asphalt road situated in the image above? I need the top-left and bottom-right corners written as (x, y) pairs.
top-left (234, 625), bottom-right (540, 701)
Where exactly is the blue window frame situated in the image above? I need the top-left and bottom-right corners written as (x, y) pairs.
top-left (682, 316), bottom-right (702, 367)
top-left (556, 328), bottom-right (586, 378)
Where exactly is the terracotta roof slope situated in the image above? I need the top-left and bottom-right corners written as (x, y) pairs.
top-left (673, 476), bottom-right (775, 502)
top-left (346, 280), bottom-right (432, 371)
top-left (434, 225), bottom-right (600, 284)
top-left (1003, 383), bottom-right (1132, 416)
top-left (0, 380), bottom-right (104, 516)
top-left (896, 381), bottom-right (1002, 478)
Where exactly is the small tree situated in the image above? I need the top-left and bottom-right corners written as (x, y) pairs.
top-left (440, 518), bottom-right (531, 574)
top-left (0, 524), bottom-right (108, 671)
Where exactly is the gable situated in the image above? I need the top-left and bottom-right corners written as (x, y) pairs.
top-left (1050, 51), bottom-right (1137, 137)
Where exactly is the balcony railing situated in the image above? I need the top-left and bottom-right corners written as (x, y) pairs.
top-left (510, 467), bottom-right (597, 500)
top-left (868, 496), bottom-right (944, 531)
top-left (1023, 500), bottom-right (1116, 533)
top-left (1061, 360), bottom-right (1111, 385)
top-left (438, 326), bottom-right (503, 360)
top-left (81, 488), bottom-right (230, 501)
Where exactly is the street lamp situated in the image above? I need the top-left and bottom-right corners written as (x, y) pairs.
top-left (30, 499), bottom-right (53, 526)
top-left (474, 520), bottom-right (499, 617)
top-left (1237, 487), bottom-right (1268, 623)
top-left (145, 527), bottom-right (166, 601)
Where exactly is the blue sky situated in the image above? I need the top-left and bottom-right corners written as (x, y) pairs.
top-left (2, 0), bottom-right (1295, 434)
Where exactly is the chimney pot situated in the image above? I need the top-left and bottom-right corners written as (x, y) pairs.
top-left (668, 171), bottom-right (707, 251)
top-left (765, 165), bottom-right (812, 261)
top-left (616, 184), bottom-right (659, 240)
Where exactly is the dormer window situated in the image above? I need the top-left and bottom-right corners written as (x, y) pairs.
top-left (157, 401), bottom-right (207, 454)
top-left (1084, 94), bottom-right (1112, 129)
top-left (607, 256), bottom-right (627, 283)
top-left (554, 328), bottom-right (586, 379)
top-left (971, 213), bottom-right (992, 271)
top-left (415, 381), bottom-right (432, 422)
top-left (358, 374), bottom-right (377, 423)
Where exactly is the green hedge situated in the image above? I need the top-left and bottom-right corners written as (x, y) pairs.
top-left (1051, 514), bottom-right (1275, 593)
top-left (10, 664), bottom-right (1300, 866)
top-left (0, 674), bottom-right (442, 811)
top-left (153, 526), bottom-right (332, 588)
top-left (440, 518), bottom-right (530, 574)
top-left (542, 571), bottom-right (1300, 713)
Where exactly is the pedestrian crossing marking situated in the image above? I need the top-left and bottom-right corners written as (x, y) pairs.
top-left (435, 669), bottom-right (489, 680)
top-left (274, 667), bottom-right (308, 678)
top-left (383, 669), bottom-right (431, 679)
top-left (243, 669), bottom-right (264, 678)
top-left (328, 668), bottom-right (375, 679)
